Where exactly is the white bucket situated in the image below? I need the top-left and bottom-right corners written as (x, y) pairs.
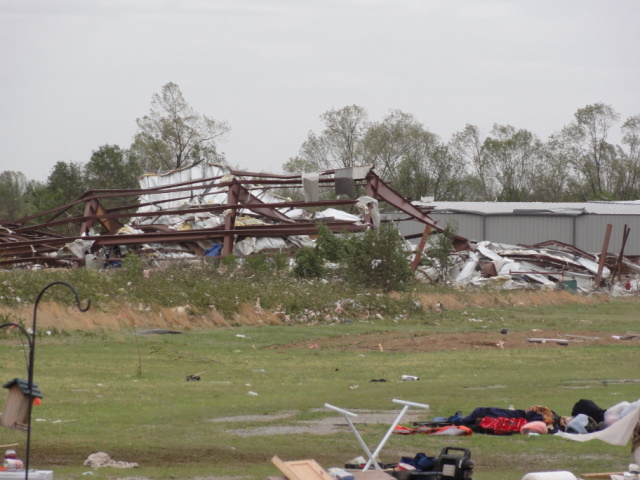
top-left (522, 472), bottom-right (577, 480)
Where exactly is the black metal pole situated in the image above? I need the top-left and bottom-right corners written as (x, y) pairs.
top-left (22, 282), bottom-right (91, 480)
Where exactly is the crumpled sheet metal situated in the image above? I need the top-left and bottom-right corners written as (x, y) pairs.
top-left (451, 240), bottom-right (617, 291)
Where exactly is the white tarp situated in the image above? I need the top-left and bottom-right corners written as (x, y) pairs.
top-left (455, 252), bottom-right (479, 283)
top-left (555, 403), bottom-right (640, 446)
top-left (314, 208), bottom-right (361, 222)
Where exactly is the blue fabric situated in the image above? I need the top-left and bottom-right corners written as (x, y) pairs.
top-left (400, 453), bottom-right (437, 472)
top-left (205, 243), bottom-right (223, 257)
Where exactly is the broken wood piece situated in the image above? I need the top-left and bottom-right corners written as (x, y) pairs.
top-left (527, 338), bottom-right (569, 345)
top-left (352, 471), bottom-right (396, 480)
top-left (580, 473), bottom-right (624, 479)
top-left (565, 334), bottom-right (601, 340)
top-left (272, 455), bottom-right (334, 480)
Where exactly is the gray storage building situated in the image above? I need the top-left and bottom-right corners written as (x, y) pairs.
top-left (389, 201), bottom-right (640, 256)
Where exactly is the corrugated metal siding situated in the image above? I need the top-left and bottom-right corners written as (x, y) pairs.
top-left (486, 215), bottom-right (574, 246)
top-left (416, 201), bottom-right (640, 216)
top-left (428, 213), bottom-right (484, 241)
top-left (575, 215), bottom-right (640, 254)
top-left (391, 206), bottom-right (640, 255)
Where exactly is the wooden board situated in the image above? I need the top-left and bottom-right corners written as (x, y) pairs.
top-left (352, 470), bottom-right (396, 480)
top-left (272, 455), bottom-right (335, 480)
top-left (528, 338), bottom-right (569, 345)
top-left (581, 473), bottom-right (624, 479)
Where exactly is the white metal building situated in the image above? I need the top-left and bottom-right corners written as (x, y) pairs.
top-left (388, 201), bottom-right (640, 256)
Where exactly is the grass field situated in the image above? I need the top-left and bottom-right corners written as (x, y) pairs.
top-left (1, 286), bottom-right (639, 480)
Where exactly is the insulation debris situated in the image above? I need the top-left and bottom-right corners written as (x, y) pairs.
top-left (0, 163), bottom-right (467, 269)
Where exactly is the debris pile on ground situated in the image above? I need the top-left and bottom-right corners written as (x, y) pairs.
top-left (425, 239), bottom-right (640, 294)
top-left (0, 163), bottom-right (466, 269)
top-left (83, 452), bottom-right (139, 468)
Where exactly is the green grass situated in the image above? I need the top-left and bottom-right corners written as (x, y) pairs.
top-left (0, 268), bottom-right (639, 479)
top-left (1, 308), bottom-right (639, 480)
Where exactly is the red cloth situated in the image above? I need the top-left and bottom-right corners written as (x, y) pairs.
top-left (478, 416), bottom-right (527, 435)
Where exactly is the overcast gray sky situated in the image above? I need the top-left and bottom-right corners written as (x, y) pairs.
top-left (1, 0), bottom-right (639, 183)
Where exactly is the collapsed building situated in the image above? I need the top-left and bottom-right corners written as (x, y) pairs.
top-left (389, 200), bottom-right (640, 293)
top-left (0, 164), bottom-right (468, 269)
top-left (1, 164), bottom-right (638, 294)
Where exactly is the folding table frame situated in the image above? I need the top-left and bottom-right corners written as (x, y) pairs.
top-left (325, 399), bottom-right (430, 470)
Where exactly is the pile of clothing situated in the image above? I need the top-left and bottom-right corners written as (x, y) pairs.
top-left (405, 398), bottom-right (640, 437)
top-left (450, 405), bottom-right (557, 435)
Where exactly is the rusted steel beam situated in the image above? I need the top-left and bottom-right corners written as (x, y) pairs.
top-left (0, 167), bottom-right (466, 268)
top-left (235, 183), bottom-right (296, 224)
top-left (365, 171), bottom-right (469, 251)
top-left (595, 223), bottom-right (613, 287)
top-left (411, 225), bottom-right (432, 272)
top-left (80, 198), bottom-right (124, 235)
top-left (222, 183), bottom-right (239, 256)
top-left (0, 222), bottom-right (369, 257)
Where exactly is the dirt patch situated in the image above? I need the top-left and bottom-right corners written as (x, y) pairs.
top-left (217, 410), bottom-right (428, 437)
top-left (280, 329), bottom-right (639, 353)
top-left (0, 290), bottom-right (623, 331)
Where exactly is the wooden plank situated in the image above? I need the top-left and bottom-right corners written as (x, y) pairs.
top-left (527, 338), bottom-right (569, 345)
top-left (581, 473), bottom-right (624, 479)
top-left (272, 455), bottom-right (334, 480)
top-left (352, 471), bottom-right (396, 480)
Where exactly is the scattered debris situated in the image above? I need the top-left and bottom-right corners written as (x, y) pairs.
top-left (135, 329), bottom-right (182, 335)
top-left (528, 338), bottom-right (569, 345)
top-left (272, 455), bottom-right (333, 480)
top-left (83, 452), bottom-right (139, 468)
top-left (612, 332), bottom-right (640, 340)
top-left (441, 239), bottom-right (640, 294)
top-left (0, 164), bottom-right (467, 269)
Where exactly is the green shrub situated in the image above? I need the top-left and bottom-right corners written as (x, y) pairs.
top-left (341, 224), bottom-right (413, 291)
top-left (270, 250), bottom-right (291, 271)
top-left (421, 223), bottom-right (458, 282)
top-left (316, 223), bottom-right (351, 261)
top-left (243, 252), bottom-right (272, 272)
top-left (293, 247), bottom-right (325, 278)
top-left (221, 254), bottom-right (237, 269)
top-left (119, 252), bottom-right (145, 280)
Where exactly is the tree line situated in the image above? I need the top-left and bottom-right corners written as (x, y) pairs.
top-left (1, 82), bottom-right (638, 222)
top-left (284, 103), bottom-right (640, 203)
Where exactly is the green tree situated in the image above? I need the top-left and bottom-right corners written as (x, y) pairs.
top-left (482, 124), bottom-right (543, 201)
top-left (84, 144), bottom-right (142, 208)
top-left (612, 115), bottom-right (640, 200)
top-left (27, 161), bottom-right (86, 225)
top-left (363, 110), bottom-right (421, 182)
top-left (284, 105), bottom-right (369, 173)
top-left (131, 82), bottom-right (230, 172)
top-left (391, 134), bottom-right (466, 201)
top-left (85, 144), bottom-right (141, 191)
top-left (0, 171), bottom-right (31, 220)
top-left (45, 161), bottom-right (87, 207)
top-left (560, 103), bottom-right (620, 199)
top-left (532, 135), bottom-right (576, 201)
top-left (449, 124), bottom-right (491, 199)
